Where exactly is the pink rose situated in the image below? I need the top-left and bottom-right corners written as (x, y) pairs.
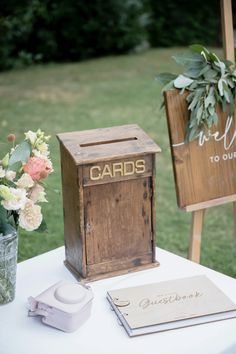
top-left (23, 156), bottom-right (52, 181)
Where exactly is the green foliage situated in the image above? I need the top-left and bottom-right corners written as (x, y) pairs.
top-left (0, 0), bottom-right (223, 71)
top-left (0, 205), bottom-right (7, 235)
top-left (147, 0), bottom-right (220, 48)
top-left (0, 205), bottom-right (16, 235)
top-left (0, 0), bottom-right (148, 70)
top-left (157, 45), bottom-right (236, 141)
top-left (8, 141), bottom-right (31, 166)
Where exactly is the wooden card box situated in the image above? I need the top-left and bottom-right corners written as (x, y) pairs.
top-left (57, 125), bottom-right (161, 281)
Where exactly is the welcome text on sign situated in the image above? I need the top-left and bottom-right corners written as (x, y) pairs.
top-left (173, 116), bottom-right (236, 150)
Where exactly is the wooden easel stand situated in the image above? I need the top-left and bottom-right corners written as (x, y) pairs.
top-left (189, 0), bottom-right (235, 263)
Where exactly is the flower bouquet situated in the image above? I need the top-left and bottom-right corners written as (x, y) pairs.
top-left (0, 130), bottom-right (53, 304)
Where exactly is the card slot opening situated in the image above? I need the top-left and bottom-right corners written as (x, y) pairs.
top-left (80, 137), bottom-right (138, 148)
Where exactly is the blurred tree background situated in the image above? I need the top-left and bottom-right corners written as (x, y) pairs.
top-left (0, 0), bottom-right (222, 71)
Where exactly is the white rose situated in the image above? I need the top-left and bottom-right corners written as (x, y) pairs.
top-left (16, 173), bottom-right (34, 189)
top-left (0, 185), bottom-right (12, 201)
top-left (1, 187), bottom-right (27, 211)
top-left (29, 184), bottom-right (47, 203)
top-left (5, 170), bottom-right (16, 181)
top-left (25, 131), bottom-right (37, 145)
top-left (19, 200), bottom-right (43, 231)
top-left (35, 142), bottom-right (49, 157)
top-left (0, 166), bottom-right (5, 178)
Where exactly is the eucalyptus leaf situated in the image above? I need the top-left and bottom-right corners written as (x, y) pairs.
top-left (0, 205), bottom-right (7, 225)
top-left (188, 92), bottom-right (201, 111)
top-left (189, 114), bottom-right (198, 128)
top-left (228, 90), bottom-right (235, 115)
top-left (1, 223), bottom-right (16, 236)
top-left (186, 92), bottom-right (195, 103)
top-left (223, 59), bottom-right (233, 69)
top-left (227, 78), bottom-right (235, 88)
top-left (189, 44), bottom-right (208, 55)
top-left (204, 69), bottom-right (218, 80)
top-left (7, 161), bottom-right (22, 173)
top-left (196, 105), bottom-right (203, 123)
top-left (215, 60), bottom-right (226, 76)
top-left (212, 62), bottom-right (222, 74)
top-left (162, 80), bottom-right (175, 92)
top-left (214, 88), bottom-right (222, 103)
top-left (208, 105), bottom-right (215, 116)
top-left (198, 64), bottom-right (211, 76)
top-left (223, 89), bottom-right (230, 103)
top-left (218, 78), bottom-right (224, 96)
top-left (223, 82), bottom-right (231, 103)
top-left (188, 125), bottom-right (199, 141)
top-left (0, 205), bottom-right (12, 236)
top-left (188, 81), bottom-right (198, 90)
top-left (156, 73), bottom-right (177, 85)
top-left (9, 141), bottom-right (31, 166)
top-left (185, 65), bottom-right (206, 79)
top-left (172, 52), bottom-right (204, 68)
top-left (205, 88), bottom-right (215, 108)
top-left (222, 97), bottom-right (228, 112)
top-left (160, 101), bottom-right (165, 109)
top-left (174, 75), bottom-right (193, 89)
top-left (210, 52), bottom-right (221, 64)
top-left (212, 113), bottom-right (218, 125)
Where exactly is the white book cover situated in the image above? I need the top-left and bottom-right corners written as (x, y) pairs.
top-left (107, 275), bottom-right (236, 336)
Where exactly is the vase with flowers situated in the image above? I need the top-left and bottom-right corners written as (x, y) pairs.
top-left (0, 130), bottom-right (53, 304)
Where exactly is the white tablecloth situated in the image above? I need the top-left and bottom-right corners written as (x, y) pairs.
top-left (1, 247), bottom-right (236, 354)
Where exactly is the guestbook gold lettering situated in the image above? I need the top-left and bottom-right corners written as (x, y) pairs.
top-left (90, 159), bottom-right (146, 181)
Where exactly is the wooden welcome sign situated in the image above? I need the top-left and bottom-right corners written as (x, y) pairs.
top-left (162, 0), bottom-right (235, 264)
top-left (164, 90), bottom-right (236, 211)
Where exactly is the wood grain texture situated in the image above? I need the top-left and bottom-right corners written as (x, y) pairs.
top-left (188, 210), bottom-right (205, 263)
top-left (164, 90), bottom-right (236, 209)
top-left (184, 194), bottom-right (236, 212)
top-left (57, 124), bottom-right (161, 165)
top-left (151, 155), bottom-right (157, 261)
top-left (84, 177), bottom-right (153, 267)
top-left (64, 258), bottom-right (159, 282)
top-left (221, 0), bottom-right (235, 63)
top-left (59, 145), bottom-right (86, 277)
top-left (233, 202), bottom-right (236, 242)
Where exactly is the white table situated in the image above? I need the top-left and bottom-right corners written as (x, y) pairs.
top-left (1, 247), bottom-right (236, 354)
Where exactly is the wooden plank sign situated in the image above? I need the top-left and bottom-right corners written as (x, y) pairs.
top-left (164, 89), bottom-right (236, 211)
top-left (57, 125), bottom-right (161, 281)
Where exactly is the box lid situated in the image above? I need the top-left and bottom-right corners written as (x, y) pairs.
top-left (57, 124), bottom-right (161, 165)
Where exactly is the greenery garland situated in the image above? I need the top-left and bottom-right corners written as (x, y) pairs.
top-left (157, 45), bottom-right (236, 141)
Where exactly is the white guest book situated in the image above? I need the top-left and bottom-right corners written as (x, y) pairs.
top-left (107, 275), bottom-right (236, 336)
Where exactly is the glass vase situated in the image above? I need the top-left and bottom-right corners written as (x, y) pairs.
top-left (0, 231), bottom-right (18, 305)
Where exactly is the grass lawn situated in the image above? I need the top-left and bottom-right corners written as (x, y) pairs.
top-left (0, 47), bottom-right (236, 277)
